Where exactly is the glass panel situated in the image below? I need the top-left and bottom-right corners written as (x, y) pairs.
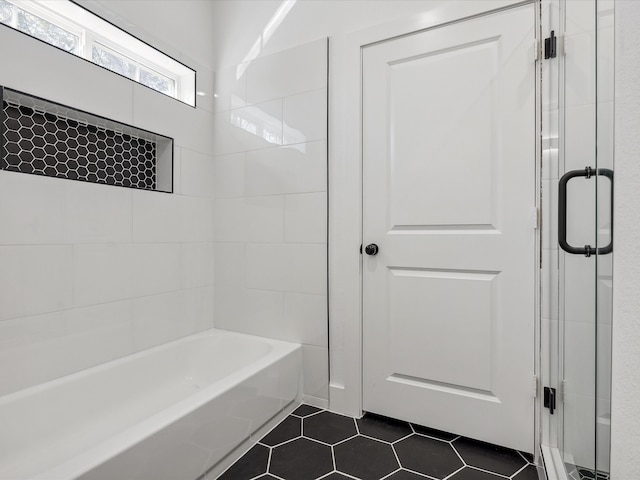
top-left (15, 7), bottom-right (79, 53)
top-left (139, 68), bottom-right (174, 96)
top-left (92, 44), bottom-right (138, 80)
top-left (558, 0), bottom-right (613, 478)
top-left (560, 0), bottom-right (597, 477)
top-left (0, 0), bottom-right (12, 24)
top-left (595, 0), bottom-right (614, 477)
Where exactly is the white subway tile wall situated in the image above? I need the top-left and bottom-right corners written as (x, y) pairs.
top-left (212, 38), bottom-right (329, 403)
top-left (0, 25), bottom-right (216, 396)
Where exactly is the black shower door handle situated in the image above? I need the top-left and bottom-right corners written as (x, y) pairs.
top-left (558, 166), bottom-right (613, 257)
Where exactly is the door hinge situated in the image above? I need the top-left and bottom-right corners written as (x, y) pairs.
top-left (535, 38), bottom-right (541, 62)
top-left (543, 386), bottom-right (557, 414)
top-left (533, 376), bottom-right (539, 398)
top-left (533, 207), bottom-right (541, 230)
top-left (544, 31), bottom-right (557, 59)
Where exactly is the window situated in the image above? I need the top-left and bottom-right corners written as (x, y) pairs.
top-left (0, 0), bottom-right (195, 106)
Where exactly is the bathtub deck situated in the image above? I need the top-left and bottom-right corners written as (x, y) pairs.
top-left (218, 405), bottom-right (541, 480)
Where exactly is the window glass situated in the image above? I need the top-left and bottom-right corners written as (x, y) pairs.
top-left (92, 44), bottom-right (137, 80)
top-left (16, 7), bottom-right (79, 53)
top-left (0, 0), bottom-right (12, 24)
top-left (0, 0), bottom-right (196, 106)
top-left (139, 69), bottom-right (174, 96)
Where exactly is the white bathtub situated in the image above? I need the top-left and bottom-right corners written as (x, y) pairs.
top-left (0, 329), bottom-right (301, 480)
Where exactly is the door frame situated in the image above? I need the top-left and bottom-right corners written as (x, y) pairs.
top-left (327, 0), bottom-right (543, 455)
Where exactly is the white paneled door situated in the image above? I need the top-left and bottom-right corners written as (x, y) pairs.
top-left (362, 5), bottom-right (536, 452)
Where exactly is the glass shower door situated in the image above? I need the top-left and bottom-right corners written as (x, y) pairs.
top-left (558, 0), bottom-right (613, 478)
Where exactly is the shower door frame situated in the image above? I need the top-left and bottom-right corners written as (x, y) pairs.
top-left (539, 0), bottom-right (614, 478)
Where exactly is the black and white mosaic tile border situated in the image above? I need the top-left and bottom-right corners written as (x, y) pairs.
top-left (1, 86), bottom-right (172, 192)
top-left (219, 405), bottom-right (542, 480)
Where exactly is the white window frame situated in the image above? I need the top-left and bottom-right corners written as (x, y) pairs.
top-left (1, 0), bottom-right (195, 106)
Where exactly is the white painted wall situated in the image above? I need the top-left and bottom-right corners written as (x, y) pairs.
top-left (611, 1), bottom-right (640, 477)
top-left (0, 4), bottom-right (216, 395)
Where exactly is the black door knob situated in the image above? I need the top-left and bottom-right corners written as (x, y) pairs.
top-left (365, 244), bottom-right (379, 256)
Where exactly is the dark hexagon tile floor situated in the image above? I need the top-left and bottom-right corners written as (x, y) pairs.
top-left (217, 406), bottom-right (541, 480)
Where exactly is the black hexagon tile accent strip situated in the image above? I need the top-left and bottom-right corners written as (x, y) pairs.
top-left (216, 406), bottom-right (543, 480)
top-left (1, 87), bottom-right (171, 192)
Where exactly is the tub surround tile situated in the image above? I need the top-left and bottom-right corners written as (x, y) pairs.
top-left (132, 290), bottom-right (194, 351)
top-left (244, 141), bottom-right (327, 197)
top-left (283, 293), bottom-right (328, 347)
top-left (213, 99), bottom-right (283, 156)
top-left (64, 180), bottom-right (133, 244)
top-left (181, 242), bottom-right (215, 289)
top-left (132, 243), bottom-right (181, 298)
top-left (283, 89), bottom-right (328, 145)
top-left (180, 147), bottom-right (216, 198)
top-left (1, 16), bottom-right (218, 396)
top-left (213, 197), bottom-right (247, 242)
top-left (246, 195), bottom-right (285, 243)
top-left (284, 192), bottom-right (327, 244)
top-left (213, 63), bottom-right (248, 113)
top-left (0, 27), bottom-right (135, 126)
top-left (213, 39), bottom-right (328, 403)
top-left (213, 152), bottom-right (245, 199)
top-left (0, 245), bottom-right (73, 321)
top-left (221, 408), bottom-right (539, 480)
top-left (302, 345), bottom-right (329, 401)
top-left (0, 171), bottom-right (66, 245)
top-left (245, 39), bottom-right (327, 105)
top-left (73, 244), bottom-right (133, 307)
top-left (132, 190), bottom-right (184, 243)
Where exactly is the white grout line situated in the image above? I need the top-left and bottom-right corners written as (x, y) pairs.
top-left (402, 466), bottom-right (440, 480)
top-left (462, 465), bottom-right (511, 479)
top-left (359, 432), bottom-right (396, 445)
top-left (379, 468), bottom-right (403, 479)
top-left (450, 441), bottom-right (467, 466)
top-left (389, 442), bottom-right (403, 474)
top-left (265, 445), bottom-right (273, 473)
top-left (316, 433), bottom-right (359, 448)
top-left (443, 465), bottom-right (467, 479)
top-left (390, 432), bottom-right (414, 444)
top-left (331, 444), bottom-right (337, 471)
top-left (510, 463), bottom-right (532, 478)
